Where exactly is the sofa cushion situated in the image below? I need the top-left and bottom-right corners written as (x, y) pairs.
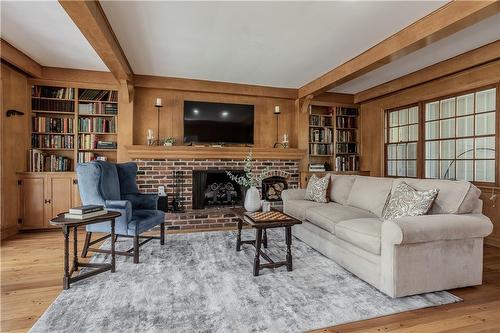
top-left (346, 176), bottom-right (393, 217)
top-left (329, 174), bottom-right (356, 205)
top-left (283, 199), bottom-right (325, 221)
top-left (305, 203), bottom-right (376, 234)
top-left (335, 218), bottom-right (382, 255)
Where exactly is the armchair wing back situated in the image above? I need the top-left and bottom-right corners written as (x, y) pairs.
top-left (77, 161), bottom-right (121, 206)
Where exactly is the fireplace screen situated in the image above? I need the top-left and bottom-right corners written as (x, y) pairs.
top-left (192, 170), bottom-right (244, 209)
top-left (262, 176), bottom-right (288, 201)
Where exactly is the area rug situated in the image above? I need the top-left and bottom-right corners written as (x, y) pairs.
top-left (30, 230), bottom-right (460, 333)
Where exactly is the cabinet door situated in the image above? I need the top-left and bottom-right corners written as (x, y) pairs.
top-left (47, 176), bottom-right (73, 225)
top-left (20, 177), bottom-right (46, 229)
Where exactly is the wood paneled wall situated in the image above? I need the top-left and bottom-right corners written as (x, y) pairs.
top-left (133, 87), bottom-right (297, 148)
top-left (1, 64), bottom-right (30, 239)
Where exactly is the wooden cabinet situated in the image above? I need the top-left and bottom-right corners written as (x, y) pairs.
top-left (18, 172), bottom-right (81, 229)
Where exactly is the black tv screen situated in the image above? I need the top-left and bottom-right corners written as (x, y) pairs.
top-left (183, 101), bottom-right (254, 144)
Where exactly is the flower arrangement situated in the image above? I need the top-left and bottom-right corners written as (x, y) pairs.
top-left (163, 137), bottom-right (176, 146)
top-left (226, 150), bottom-right (268, 188)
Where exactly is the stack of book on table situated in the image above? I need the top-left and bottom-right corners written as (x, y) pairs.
top-left (64, 205), bottom-right (107, 219)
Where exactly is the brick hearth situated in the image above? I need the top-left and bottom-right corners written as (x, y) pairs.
top-left (134, 158), bottom-right (300, 231)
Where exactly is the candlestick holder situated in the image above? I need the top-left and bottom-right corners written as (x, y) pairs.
top-left (154, 102), bottom-right (164, 146)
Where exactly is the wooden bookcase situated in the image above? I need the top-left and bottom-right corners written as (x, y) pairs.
top-left (30, 85), bottom-right (118, 172)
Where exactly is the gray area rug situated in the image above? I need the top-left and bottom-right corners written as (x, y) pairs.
top-left (30, 230), bottom-right (460, 333)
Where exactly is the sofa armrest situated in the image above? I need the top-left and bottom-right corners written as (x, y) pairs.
top-left (281, 189), bottom-right (306, 202)
top-left (122, 193), bottom-right (158, 210)
top-left (383, 214), bottom-right (493, 245)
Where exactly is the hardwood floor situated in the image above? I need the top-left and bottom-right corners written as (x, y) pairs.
top-left (1, 231), bottom-right (499, 333)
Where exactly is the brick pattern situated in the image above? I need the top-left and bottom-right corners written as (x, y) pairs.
top-left (133, 158), bottom-right (300, 231)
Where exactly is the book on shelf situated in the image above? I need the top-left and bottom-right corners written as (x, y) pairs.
top-left (32, 116), bottom-right (74, 133)
top-left (335, 155), bottom-right (359, 172)
top-left (78, 134), bottom-right (98, 149)
top-left (29, 149), bottom-right (71, 172)
top-left (64, 209), bottom-right (108, 220)
top-left (32, 99), bottom-right (74, 113)
top-left (78, 89), bottom-right (118, 102)
top-left (96, 141), bottom-right (117, 149)
top-left (78, 117), bottom-right (116, 133)
top-left (336, 143), bottom-right (358, 154)
top-left (336, 130), bottom-right (356, 143)
top-left (78, 152), bottom-right (108, 163)
top-left (336, 116), bottom-right (357, 128)
top-left (32, 86), bottom-right (74, 99)
top-left (309, 143), bottom-right (332, 156)
top-left (309, 128), bottom-right (332, 143)
top-left (309, 164), bottom-right (326, 172)
top-left (309, 115), bottom-right (332, 127)
top-left (79, 102), bottom-right (117, 115)
top-left (69, 205), bottom-right (104, 215)
top-left (32, 134), bottom-right (74, 149)
top-left (335, 107), bottom-right (359, 116)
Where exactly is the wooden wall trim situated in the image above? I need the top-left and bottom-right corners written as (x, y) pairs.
top-left (34, 67), bottom-right (118, 88)
top-left (133, 75), bottom-right (298, 100)
top-left (298, 1), bottom-right (500, 98)
top-left (355, 40), bottom-right (500, 103)
top-left (0, 39), bottom-right (42, 78)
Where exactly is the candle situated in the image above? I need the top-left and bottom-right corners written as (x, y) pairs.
top-left (155, 98), bottom-right (163, 107)
top-left (274, 105), bottom-right (280, 114)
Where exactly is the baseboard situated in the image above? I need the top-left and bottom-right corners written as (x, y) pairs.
top-left (1, 226), bottom-right (18, 240)
top-left (485, 237), bottom-right (500, 248)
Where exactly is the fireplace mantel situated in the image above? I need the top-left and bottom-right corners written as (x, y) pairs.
top-left (126, 145), bottom-right (306, 160)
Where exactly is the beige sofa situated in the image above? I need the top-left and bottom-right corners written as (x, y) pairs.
top-left (282, 175), bottom-right (493, 298)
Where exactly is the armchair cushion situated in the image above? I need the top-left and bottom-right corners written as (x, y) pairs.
top-left (383, 214), bottom-right (493, 245)
top-left (122, 193), bottom-right (158, 210)
top-left (128, 210), bottom-right (165, 235)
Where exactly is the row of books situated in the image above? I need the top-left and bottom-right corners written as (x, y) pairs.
top-left (336, 117), bottom-right (357, 128)
top-left (309, 128), bottom-right (332, 143)
top-left (78, 103), bottom-right (118, 115)
top-left (336, 143), bottom-right (358, 154)
top-left (337, 130), bottom-right (357, 143)
top-left (29, 149), bottom-right (71, 172)
top-left (65, 205), bottom-right (108, 220)
top-left (335, 107), bottom-right (359, 116)
top-left (32, 86), bottom-right (74, 100)
top-left (32, 99), bottom-right (74, 113)
top-left (309, 143), bottom-right (332, 156)
top-left (32, 116), bottom-right (74, 133)
top-left (78, 152), bottom-right (108, 163)
top-left (335, 155), bottom-right (359, 172)
top-left (32, 134), bottom-right (74, 149)
top-left (78, 134), bottom-right (117, 150)
top-left (78, 117), bottom-right (116, 133)
top-left (78, 89), bottom-right (118, 102)
top-left (309, 163), bottom-right (326, 172)
top-left (309, 115), bottom-right (332, 127)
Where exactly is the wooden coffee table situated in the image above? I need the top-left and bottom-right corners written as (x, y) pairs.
top-left (231, 208), bottom-right (302, 276)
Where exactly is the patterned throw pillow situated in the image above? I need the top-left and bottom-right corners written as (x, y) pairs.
top-left (383, 181), bottom-right (439, 220)
top-left (304, 174), bottom-right (330, 203)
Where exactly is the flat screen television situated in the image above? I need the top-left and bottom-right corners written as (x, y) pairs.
top-left (183, 101), bottom-right (254, 144)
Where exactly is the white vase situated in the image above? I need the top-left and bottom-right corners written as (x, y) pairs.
top-left (244, 186), bottom-right (261, 212)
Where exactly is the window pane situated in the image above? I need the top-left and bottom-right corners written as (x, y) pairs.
top-left (475, 112), bottom-right (495, 136)
top-left (408, 124), bottom-right (418, 141)
top-left (389, 128), bottom-right (398, 143)
top-left (426, 121), bottom-right (439, 140)
top-left (440, 98), bottom-right (455, 118)
top-left (456, 138), bottom-right (473, 159)
top-left (456, 160), bottom-right (473, 181)
top-left (440, 118), bottom-right (455, 138)
top-left (425, 160), bottom-right (440, 178)
top-left (407, 143), bottom-right (417, 159)
top-left (425, 141), bottom-right (439, 159)
top-left (407, 161), bottom-right (417, 177)
top-left (441, 160), bottom-right (455, 179)
top-left (397, 161), bottom-right (406, 177)
top-left (475, 137), bottom-right (496, 159)
top-left (399, 109), bottom-right (409, 125)
top-left (389, 111), bottom-right (399, 127)
top-left (397, 144), bottom-right (407, 159)
top-left (387, 161), bottom-right (396, 176)
top-left (476, 88), bottom-right (496, 113)
top-left (457, 115), bottom-right (474, 137)
top-left (408, 107), bottom-right (418, 124)
top-left (475, 160), bottom-right (495, 182)
top-left (457, 93), bottom-right (474, 116)
top-left (426, 102), bottom-right (439, 121)
top-left (440, 140), bottom-right (455, 159)
top-left (387, 144), bottom-right (397, 159)
top-left (399, 126), bottom-right (409, 142)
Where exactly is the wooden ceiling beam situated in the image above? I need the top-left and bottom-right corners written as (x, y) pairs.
top-left (354, 40), bottom-right (500, 103)
top-left (59, 0), bottom-right (133, 83)
top-left (0, 39), bottom-right (43, 78)
top-left (298, 1), bottom-right (500, 99)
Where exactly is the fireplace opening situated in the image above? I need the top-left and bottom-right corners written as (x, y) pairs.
top-left (262, 176), bottom-right (288, 202)
top-left (192, 170), bottom-right (244, 209)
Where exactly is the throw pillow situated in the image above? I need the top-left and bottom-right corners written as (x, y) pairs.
top-left (382, 181), bottom-right (439, 220)
top-left (304, 174), bottom-right (330, 203)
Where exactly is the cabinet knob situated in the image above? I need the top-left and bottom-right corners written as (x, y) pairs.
top-left (44, 199), bottom-right (51, 204)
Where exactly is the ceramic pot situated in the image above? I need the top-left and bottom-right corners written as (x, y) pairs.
top-left (244, 186), bottom-right (261, 212)
top-left (164, 142), bottom-right (173, 146)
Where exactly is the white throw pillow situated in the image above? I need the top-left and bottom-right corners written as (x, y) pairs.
top-left (382, 181), bottom-right (439, 220)
top-left (304, 174), bottom-right (330, 203)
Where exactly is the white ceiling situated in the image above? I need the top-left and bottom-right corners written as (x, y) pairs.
top-left (332, 13), bottom-right (500, 94)
top-left (100, 1), bottom-right (446, 88)
top-left (0, 0), bottom-right (108, 71)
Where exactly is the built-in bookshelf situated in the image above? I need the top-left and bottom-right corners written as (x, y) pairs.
top-left (29, 85), bottom-right (118, 172)
top-left (308, 104), bottom-right (359, 173)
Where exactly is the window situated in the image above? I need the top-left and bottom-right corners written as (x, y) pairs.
top-left (385, 106), bottom-right (419, 177)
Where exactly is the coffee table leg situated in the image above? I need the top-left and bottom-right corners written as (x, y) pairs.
top-left (236, 218), bottom-right (242, 252)
top-left (111, 219), bottom-right (116, 273)
top-left (253, 228), bottom-right (262, 277)
top-left (263, 228), bottom-right (268, 248)
top-left (285, 226), bottom-right (292, 272)
top-left (63, 226), bottom-right (70, 290)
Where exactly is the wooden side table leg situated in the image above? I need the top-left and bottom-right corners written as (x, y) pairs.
top-left (285, 226), bottom-right (292, 272)
top-left (236, 218), bottom-right (242, 252)
top-left (263, 228), bottom-right (268, 248)
top-left (111, 219), bottom-right (116, 273)
top-left (73, 226), bottom-right (78, 272)
top-left (253, 228), bottom-right (263, 277)
top-left (63, 226), bottom-right (70, 290)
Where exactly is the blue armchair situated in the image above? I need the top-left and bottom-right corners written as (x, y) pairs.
top-left (77, 161), bottom-right (165, 263)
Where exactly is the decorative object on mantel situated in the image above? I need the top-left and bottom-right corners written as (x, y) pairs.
top-left (227, 150), bottom-right (269, 212)
top-left (146, 129), bottom-right (154, 146)
top-left (273, 105), bottom-right (285, 148)
top-left (154, 98), bottom-right (164, 146)
top-left (163, 137), bottom-right (175, 146)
